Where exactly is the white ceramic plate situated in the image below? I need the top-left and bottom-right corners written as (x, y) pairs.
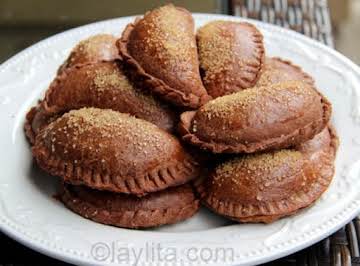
top-left (1, 13), bottom-right (360, 266)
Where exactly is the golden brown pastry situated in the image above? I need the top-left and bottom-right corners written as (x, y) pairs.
top-left (58, 34), bottom-right (120, 73)
top-left (118, 4), bottom-right (210, 108)
top-left (60, 183), bottom-right (199, 228)
top-left (179, 81), bottom-right (331, 153)
top-left (195, 127), bottom-right (338, 223)
top-left (255, 57), bottom-right (314, 87)
top-left (44, 61), bottom-right (176, 132)
top-left (197, 20), bottom-right (265, 98)
top-left (32, 108), bottom-right (199, 196)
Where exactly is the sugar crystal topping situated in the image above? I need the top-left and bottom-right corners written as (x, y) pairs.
top-left (213, 150), bottom-right (302, 188)
top-left (93, 66), bottom-right (133, 92)
top-left (139, 4), bottom-right (195, 66)
top-left (65, 108), bottom-right (161, 137)
top-left (91, 64), bottom-right (159, 106)
top-left (75, 34), bottom-right (115, 57)
top-left (256, 58), bottom-right (312, 87)
top-left (198, 81), bottom-right (310, 119)
top-left (197, 21), bottom-right (233, 81)
top-left (42, 108), bottom-right (169, 157)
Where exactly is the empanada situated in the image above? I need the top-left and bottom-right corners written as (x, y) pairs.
top-left (195, 127), bottom-right (337, 223)
top-left (179, 81), bottom-right (331, 153)
top-left (33, 108), bottom-right (199, 196)
top-left (58, 34), bottom-right (119, 73)
top-left (60, 183), bottom-right (199, 228)
top-left (118, 4), bottom-right (210, 108)
top-left (197, 21), bottom-right (265, 98)
top-left (45, 61), bottom-right (176, 132)
top-left (256, 57), bottom-right (314, 87)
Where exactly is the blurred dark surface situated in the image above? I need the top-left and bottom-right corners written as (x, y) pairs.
top-left (0, 0), bottom-right (220, 63)
top-left (0, 232), bottom-right (72, 265)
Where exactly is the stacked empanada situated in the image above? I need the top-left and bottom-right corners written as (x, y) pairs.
top-left (26, 30), bottom-right (200, 229)
top-left (25, 4), bottom-right (338, 228)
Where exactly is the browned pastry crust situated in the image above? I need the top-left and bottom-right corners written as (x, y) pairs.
top-left (60, 183), bottom-right (200, 228)
top-left (195, 127), bottom-right (338, 223)
top-left (179, 81), bottom-right (331, 153)
top-left (32, 108), bottom-right (199, 196)
top-left (25, 103), bottom-right (44, 144)
top-left (255, 57), bottom-right (314, 87)
top-left (197, 21), bottom-right (265, 98)
top-left (118, 4), bottom-right (211, 108)
top-left (44, 61), bottom-right (177, 132)
top-left (24, 102), bottom-right (58, 145)
top-left (58, 34), bottom-right (120, 73)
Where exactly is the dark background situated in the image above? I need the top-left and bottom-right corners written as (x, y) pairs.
top-left (0, 0), bottom-right (359, 65)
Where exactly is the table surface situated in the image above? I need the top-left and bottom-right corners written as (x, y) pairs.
top-left (0, 232), bottom-right (71, 265)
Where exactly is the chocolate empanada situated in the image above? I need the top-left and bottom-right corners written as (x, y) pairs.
top-left (58, 34), bottom-right (119, 73)
top-left (297, 126), bottom-right (339, 166)
top-left (197, 21), bottom-right (265, 98)
top-left (60, 183), bottom-right (199, 228)
top-left (196, 127), bottom-right (337, 223)
top-left (179, 81), bottom-right (331, 153)
top-left (24, 102), bottom-right (56, 144)
top-left (119, 4), bottom-right (210, 108)
top-left (255, 57), bottom-right (314, 87)
top-left (33, 108), bottom-right (199, 196)
top-left (44, 61), bottom-right (176, 132)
